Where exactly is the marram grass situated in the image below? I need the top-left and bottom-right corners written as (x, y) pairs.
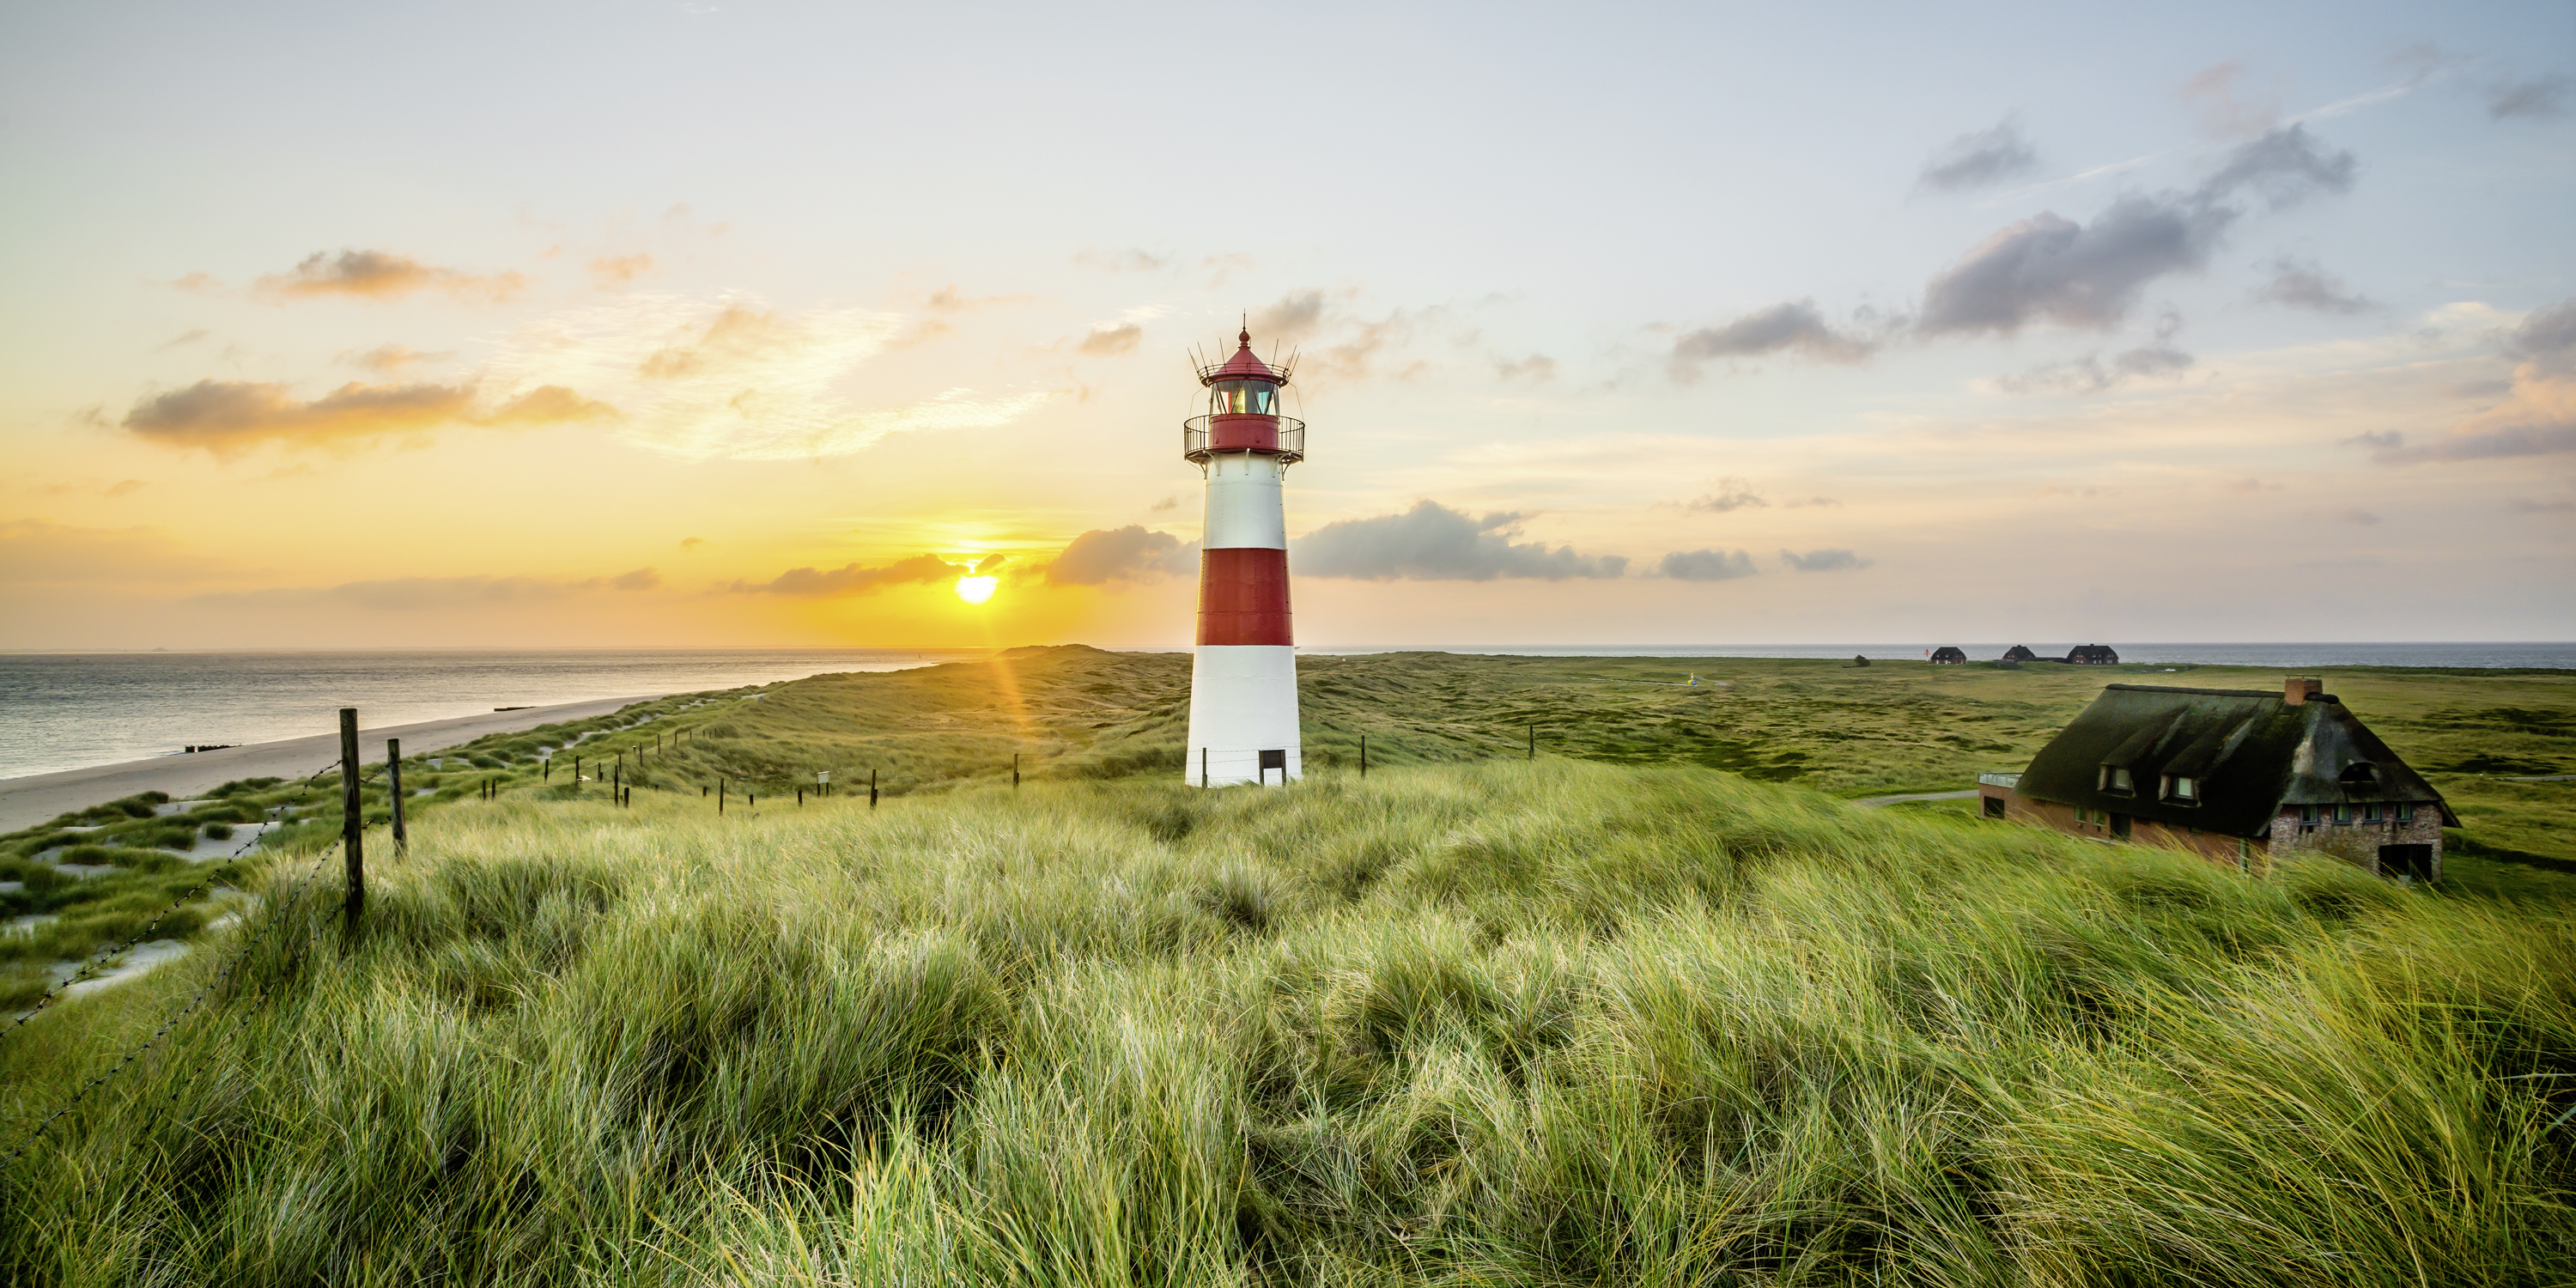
top-left (1, 761), bottom-right (2570, 1285)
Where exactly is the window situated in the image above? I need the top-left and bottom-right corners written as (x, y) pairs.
top-left (2299, 805), bottom-right (2319, 834)
top-left (2363, 803), bottom-right (2382, 823)
top-left (2165, 775), bottom-right (2198, 802)
top-left (2332, 804), bottom-right (2352, 825)
top-left (1210, 380), bottom-right (1277, 416)
top-left (2103, 766), bottom-right (2134, 794)
top-left (2397, 803), bottom-right (2416, 823)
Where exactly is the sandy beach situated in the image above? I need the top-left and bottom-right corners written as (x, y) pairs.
top-left (0, 695), bottom-right (659, 833)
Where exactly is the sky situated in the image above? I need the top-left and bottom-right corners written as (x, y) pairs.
top-left (2, 0), bottom-right (2571, 650)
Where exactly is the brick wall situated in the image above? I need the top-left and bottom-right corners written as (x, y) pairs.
top-left (2001, 792), bottom-right (2258, 870)
top-left (2266, 805), bottom-right (2444, 881)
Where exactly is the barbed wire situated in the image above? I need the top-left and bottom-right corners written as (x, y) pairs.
top-left (0, 836), bottom-right (343, 1172)
top-left (0, 821), bottom-right (280, 1049)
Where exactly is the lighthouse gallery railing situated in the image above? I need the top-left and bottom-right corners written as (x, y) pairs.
top-left (1182, 416), bottom-right (1304, 465)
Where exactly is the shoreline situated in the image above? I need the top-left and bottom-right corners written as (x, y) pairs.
top-left (0, 694), bottom-right (662, 834)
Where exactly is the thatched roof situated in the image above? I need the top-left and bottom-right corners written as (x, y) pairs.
top-left (2014, 685), bottom-right (2455, 838)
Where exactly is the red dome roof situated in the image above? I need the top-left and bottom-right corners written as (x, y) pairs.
top-left (1205, 328), bottom-right (1285, 384)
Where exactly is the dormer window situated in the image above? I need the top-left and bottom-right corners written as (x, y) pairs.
top-left (2099, 765), bottom-right (2135, 794)
top-left (2163, 775), bottom-right (2198, 802)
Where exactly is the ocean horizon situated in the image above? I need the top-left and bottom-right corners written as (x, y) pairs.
top-left (5, 641), bottom-right (2569, 782)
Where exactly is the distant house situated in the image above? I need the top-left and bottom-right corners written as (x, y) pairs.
top-left (2002, 645), bottom-right (2039, 662)
top-left (2067, 644), bottom-right (2120, 665)
top-left (1978, 677), bottom-right (2456, 880)
top-left (1929, 647), bottom-right (1967, 665)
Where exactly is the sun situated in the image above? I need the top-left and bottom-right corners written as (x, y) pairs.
top-left (954, 574), bottom-right (998, 605)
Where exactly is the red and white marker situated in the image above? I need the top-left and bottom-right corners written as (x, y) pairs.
top-left (1182, 328), bottom-right (1306, 787)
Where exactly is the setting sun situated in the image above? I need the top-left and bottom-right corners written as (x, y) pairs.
top-left (954, 574), bottom-right (998, 605)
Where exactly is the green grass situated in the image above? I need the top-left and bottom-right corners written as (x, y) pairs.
top-left (3, 760), bottom-right (2571, 1284)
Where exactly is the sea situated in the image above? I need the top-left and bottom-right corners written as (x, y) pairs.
top-left (3, 642), bottom-right (2567, 782)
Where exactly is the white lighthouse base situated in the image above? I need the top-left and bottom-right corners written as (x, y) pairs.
top-left (1183, 645), bottom-right (1303, 787)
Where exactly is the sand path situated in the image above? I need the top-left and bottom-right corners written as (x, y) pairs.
top-left (0, 695), bottom-right (660, 833)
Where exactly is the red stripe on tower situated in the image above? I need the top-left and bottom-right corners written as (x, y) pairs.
top-left (1197, 548), bottom-right (1292, 645)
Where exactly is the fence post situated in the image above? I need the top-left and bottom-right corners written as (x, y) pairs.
top-left (1528, 724), bottom-right (1535, 760)
top-left (1201, 747), bottom-right (1208, 789)
top-left (388, 738), bottom-right (407, 857)
top-left (544, 756), bottom-right (550, 782)
top-left (798, 787), bottom-right (804, 805)
top-left (339, 708), bottom-right (363, 933)
top-left (871, 767), bottom-right (878, 809)
top-left (613, 762), bottom-right (621, 805)
top-left (720, 781), bottom-right (726, 814)
top-left (1360, 733), bottom-right (1367, 779)
top-left (1013, 754), bottom-right (1020, 790)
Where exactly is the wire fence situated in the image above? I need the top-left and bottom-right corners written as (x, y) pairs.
top-left (0, 839), bottom-right (341, 1170)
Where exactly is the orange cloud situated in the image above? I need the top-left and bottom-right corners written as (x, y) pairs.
top-left (251, 249), bottom-right (529, 303)
top-left (122, 379), bottom-right (617, 452)
top-left (590, 252), bottom-right (654, 288)
top-left (726, 554), bottom-right (960, 597)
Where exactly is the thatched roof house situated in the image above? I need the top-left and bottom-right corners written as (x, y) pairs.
top-left (1930, 647), bottom-right (1967, 665)
top-left (1978, 677), bottom-right (2456, 880)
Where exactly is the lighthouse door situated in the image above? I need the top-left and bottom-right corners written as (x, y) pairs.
top-left (1258, 748), bottom-right (1286, 784)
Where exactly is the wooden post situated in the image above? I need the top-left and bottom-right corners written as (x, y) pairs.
top-left (719, 781), bottom-right (726, 814)
top-left (339, 708), bottom-right (363, 933)
top-left (1201, 747), bottom-right (1208, 789)
top-left (870, 767), bottom-right (878, 809)
top-left (613, 762), bottom-right (621, 805)
top-left (798, 787), bottom-right (804, 806)
top-left (1528, 724), bottom-right (1535, 760)
top-left (544, 757), bottom-right (550, 782)
top-left (1360, 733), bottom-right (1367, 779)
top-left (388, 738), bottom-right (407, 857)
top-left (1013, 754), bottom-right (1020, 790)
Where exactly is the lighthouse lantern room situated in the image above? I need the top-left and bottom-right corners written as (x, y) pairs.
top-left (1182, 328), bottom-right (1305, 787)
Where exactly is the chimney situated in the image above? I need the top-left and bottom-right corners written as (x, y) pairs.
top-left (2284, 677), bottom-right (2323, 706)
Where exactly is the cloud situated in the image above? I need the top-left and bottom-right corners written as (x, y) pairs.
top-left (726, 554), bottom-right (961, 597)
top-left (121, 379), bottom-right (617, 453)
top-left (1779, 548), bottom-right (1870, 573)
top-left (0, 519), bottom-right (235, 584)
top-left (1657, 549), bottom-right (1757, 581)
top-left (1149, 495), bottom-right (1181, 513)
top-left (1251, 290), bottom-right (1327, 342)
top-left (2178, 62), bottom-right (2280, 138)
top-left (1918, 115), bottom-right (2040, 191)
top-left (479, 294), bottom-right (1053, 460)
top-left (2362, 299), bottom-right (2576, 465)
top-left (2487, 72), bottom-right (2571, 120)
top-left (250, 249), bottom-right (528, 303)
top-left (1295, 501), bottom-right (1627, 580)
top-left (200, 570), bottom-right (664, 611)
top-left (680, 536), bottom-right (706, 550)
top-left (1669, 301), bottom-right (1877, 378)
top-left (1074, 248), bottom-right (1170, 272)
top-left (926, 285), bottom-right (1036, 312)
top-left (1682, 482), bottom-right (1769, 513)
top-left (590, 253), bottom-right (654, 288)
top-left (1079, 323), bottom-right (1143, 355)
top-left (337, 343), bottom-right (452, 374)
top-left (2253, 257), bottom-right (2372, 313)
top-left (1045, 526), bottom-right (1197, 585)
top-left (1918, 126), bottom-right (2353, 337)
top-left (1495, 354), bottom-right (1558, 382)
top-left (1996, 343), bottom-right (2194, 393)
top-left (155, 328), bottom-right (209, 352)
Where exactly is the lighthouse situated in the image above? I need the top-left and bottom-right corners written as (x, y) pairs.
top-left (1182, 328), bottom-right (1305, 787)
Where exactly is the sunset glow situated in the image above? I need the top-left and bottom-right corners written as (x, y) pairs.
top-left (0, 4), bottom-right (2566, 650)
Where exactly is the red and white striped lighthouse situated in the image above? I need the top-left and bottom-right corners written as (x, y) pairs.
top-left (1182, 328), bottom-right (1305, 787)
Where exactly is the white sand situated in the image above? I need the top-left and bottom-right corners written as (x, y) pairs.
top-left (0, 694), bottom-right (660, 833)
